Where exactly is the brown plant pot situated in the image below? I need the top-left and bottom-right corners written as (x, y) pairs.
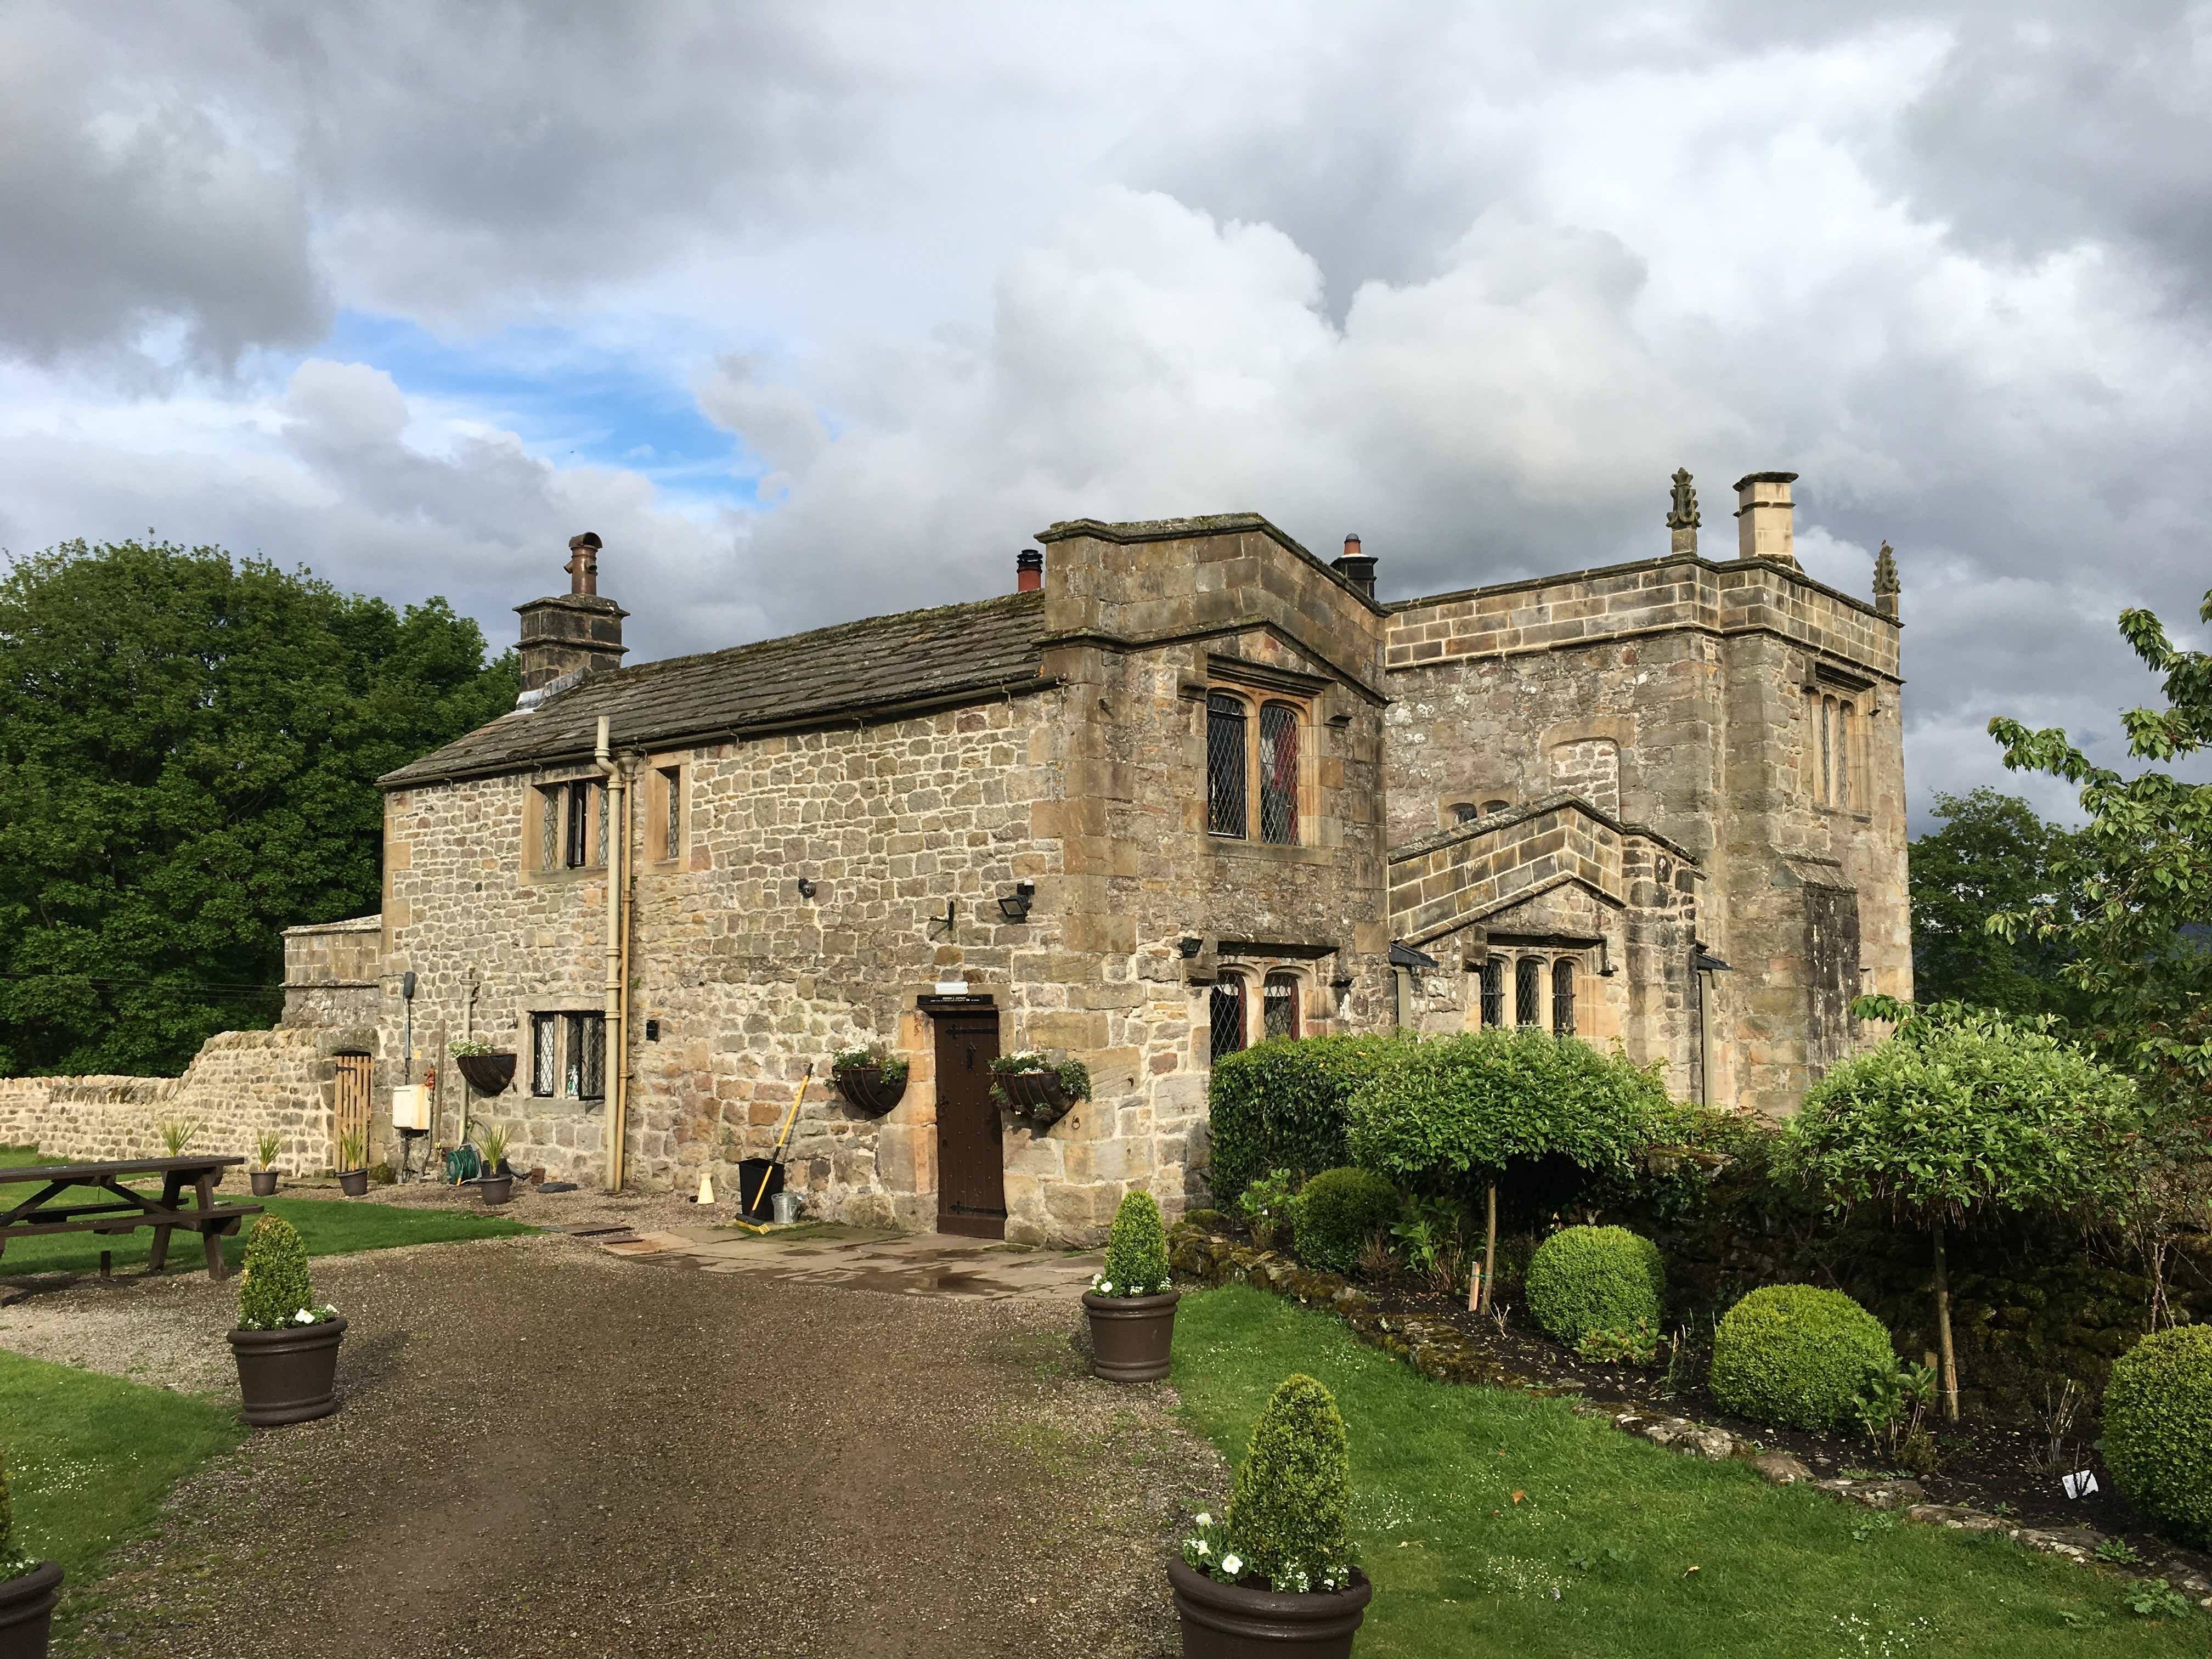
top-left (0, 1560), bottom-right (61, 1658)
top-left (477, 1173), bottom-right (514, 1205)
top-left (1167, 1558), bottom-right (1372, 1658)
top-left (336, 1169), bottom-right (369, 1197)
top-left (1084, 1288), bottom-right (1181, 1382)
top-left (228, 1316), bottom-right (346, 1427)
top-left (834, 1065), bottom-right (907, 1117)
top-left (455, 1051), bottom-right (517, 1096)
top-left (250, 1169), bottom-right (278, 1197)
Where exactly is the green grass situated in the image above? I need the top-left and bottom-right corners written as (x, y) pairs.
top-left (0, 1349), bottom-right (244, 1585)
top-left (0, 1144), bottom-right (534, 1278)
top-left (1172, 1287), bottom-right (2204, 1657)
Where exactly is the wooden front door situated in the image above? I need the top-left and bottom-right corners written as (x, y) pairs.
top-left (933, 1010), bottom-right (1005, 1238)
top-left (334, 1054), bottom-right (374, 1166)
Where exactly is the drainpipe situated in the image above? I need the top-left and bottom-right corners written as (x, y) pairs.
top-left (596, 716), bottom-right (627, 1190)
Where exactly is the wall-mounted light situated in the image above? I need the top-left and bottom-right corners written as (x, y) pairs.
top-left (1178, 935), bottom-right (1204, 958)
top-left (795, 876), bottom-right (817, 901)
top-left (1598, 938), bottom-right (1615, 978)
top-left (996, 881), bottom-right (1036, 923)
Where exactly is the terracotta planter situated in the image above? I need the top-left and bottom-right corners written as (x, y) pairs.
top-left (1167, 1558), bottom-right (1371, 1658)
top-left (250, 1169), bottom-right (278, 1197)
top-left (1084, 1288), bottom-right (1181, 1381)
top-left (336, 1169), bottom-right (369, 1197)
top-left (996, 1070), bottom-right (1074, 1131)
top-left (477, 1173), bottom-right (514, 1205)
top-left (834, 1065), bottom-right (907, 1117)
top-left (228, 1316), bottom-right (346, 1427)
top-left (0, 1559), bottom-right (61, 1658)
top-left (455, 1051), bottom-right (517, 1097)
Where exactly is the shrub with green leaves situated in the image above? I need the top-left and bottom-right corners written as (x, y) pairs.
top-left (2101, 1324), bottom-right (2212, 1546)
top-left (236, 1214), bottom-right (330, 1331)
top-left (1290, 1166), bottom-right (1400, 1273)
top-left (1207, 1034), bottom-right (1412, 1207)
top-left (1223, 1373), bottom-right (1358, 1595)
top-left (1238, 1167), bottom-right (1301, 1250)
top-left (1709, 1284), bottom-right (1894, 1431)
top-left (0, 1443), bottom-right (26, 1576)
top-left (1523, 1225), bottom-right (1664, 1346)
top-left (1095, 1189), bottom-right (1171, 1297)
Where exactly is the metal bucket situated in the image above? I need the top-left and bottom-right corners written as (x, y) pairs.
top-left (770, 1191), bottom-right (802, 1225)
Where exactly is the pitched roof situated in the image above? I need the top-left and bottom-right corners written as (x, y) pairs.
top-left (380, 590), bottom-right (1050, 789)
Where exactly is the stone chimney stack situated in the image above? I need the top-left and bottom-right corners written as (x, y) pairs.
top-left (516, 532), bottom-right (629, 693)
top-left (1331, 533), bottom-right (1378, 599)
top-left (1015, 548), bottom-right (1044, 592)
top-left (1733, 471), bottom-right (1800, 567)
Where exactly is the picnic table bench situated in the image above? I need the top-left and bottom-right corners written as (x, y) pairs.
top-left (0, 1155), bottom-right (261, 1279)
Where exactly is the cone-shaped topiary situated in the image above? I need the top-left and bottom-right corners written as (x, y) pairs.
top-left (1523, 1225), bottom-right (1665, 1346)
top-left (1097, 1189), bottom-right (1171, 1297)
top-left (1709, 1284), bottom-right (1894, 1431)
top-left (2102, 1324), bottom-right (2212, 1547)
top-left (236, 1215), bottom-right (319, 1331)
top-left (1224, 1373), bottom-right (1357, 1595)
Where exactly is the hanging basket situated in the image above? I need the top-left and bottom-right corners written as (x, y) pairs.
top-left (996, 1071), bottom-right (1073, 1132)
top-left (835, 1064), bottom-right (908, 1118)
top-left (455, 1051), bottom-right (516, 1097)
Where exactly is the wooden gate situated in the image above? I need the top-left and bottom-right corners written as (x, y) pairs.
top-left (333, 1054), bottom-right (374, 1166)
top-left (932, 1009), bottom-right (1005, 1238)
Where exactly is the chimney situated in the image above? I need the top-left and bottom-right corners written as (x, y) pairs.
top-left (1733, 472), bottom-right (1799, 567)
top-left (516, 532), bottom-right (629, 693)
top-left (1331, 533), bottom-right (1378, 599)
top-left (1015, 548), bottom-right (1044, 593)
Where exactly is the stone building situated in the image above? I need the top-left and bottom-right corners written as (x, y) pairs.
top-left (264, 468), bottom-right (1909, 1243)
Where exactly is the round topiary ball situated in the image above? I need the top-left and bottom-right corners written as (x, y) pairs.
top-left (1523, 1225), bottom-right (1665, 1346)
top-left (1290, 1167), bottom-right (1400, 1273)
top-left (2102, 1324), bottom-right (2212, 1547)
top-left (1709, 1284), bottom-right (1893, 1431)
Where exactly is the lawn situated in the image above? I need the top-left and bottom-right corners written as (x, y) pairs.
top-left (0, 1145), bottom-right (534, 1278)
top-left (0, 1349), bottom-right (244, 1587)
top-left (1172, 1286), bottom-right (2203, 1657)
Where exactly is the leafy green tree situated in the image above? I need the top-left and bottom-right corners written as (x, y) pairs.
top-left (1909, 787), bottom-right (2087, 1020)
top-left (1988, 586), bottom-right (2212, 1094)
top-left (1784, 1004), bottom-right (2143, 1419)
top-left (0, 539), bottom-right (516, 1075)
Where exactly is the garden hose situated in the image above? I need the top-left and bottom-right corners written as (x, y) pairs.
top-left (444, 1144), bottom-right (482, 1184)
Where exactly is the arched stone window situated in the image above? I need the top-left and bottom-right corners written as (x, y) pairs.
top-left (1481, 798), bottom-right (1511, 816)
top-left (1262, 972), bottom-right (1301, 1041)
top-left (1257, 703), bottom-right (1301, 844)
top-left (1480, 959), bottom-right (1505, 1028)
top-left (1515, 957), bottom-right (1543, 1026)
top-left (1551, 958), bottom-right (1577, 1036)
top-left (1206, 693), bottom-right (1248, 838)
top-left (1452, 802), bottom-right (1480, 825)
top-left (1209, 975), bottom-right (1248, 1063)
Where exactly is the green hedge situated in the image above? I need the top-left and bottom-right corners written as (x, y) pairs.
top-left (1292, 1167), bottom-right (1400, 1273)
top-left (1709, 1284), bottom-right (1894, 1431)
top-left (1523, 1225), bottom-right (1665, 1345)
top-left (2102, 1324), bottom-right (2212, 1547)
top-left (1207, 1034), bottom-right (1412, 1207)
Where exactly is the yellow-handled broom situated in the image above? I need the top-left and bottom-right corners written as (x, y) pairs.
top-left (751, 1074), bottom-right (809, 1220)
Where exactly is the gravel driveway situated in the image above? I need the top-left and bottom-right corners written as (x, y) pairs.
top-left (18, 1233), bottom-right (1220, 1658)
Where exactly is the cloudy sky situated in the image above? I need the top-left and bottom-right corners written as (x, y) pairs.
top-left (4, 2), bottom-right (2208, 827)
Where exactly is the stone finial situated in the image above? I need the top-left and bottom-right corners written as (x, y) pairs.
top-left (566, 532), bottom-right (603, 597)
top-left (1666, 468), bottom-right (1700, 557)
top-left (1873, 541), bottom-right (1899, 620)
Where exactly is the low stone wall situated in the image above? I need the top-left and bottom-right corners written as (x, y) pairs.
top-left (0, 1029), bottom-right (335, 1174)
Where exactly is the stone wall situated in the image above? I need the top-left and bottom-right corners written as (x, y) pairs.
top-left (281, 914), bottom-right (385, 1029)
top-left (0, 1028), bottom-right (336, 1173)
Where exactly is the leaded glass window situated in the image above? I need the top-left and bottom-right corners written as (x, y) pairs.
top-left (531, 1013), bottom-right (558, 1096)
top-left (1552, 958), bottom-right (1577, 1036)
top-left (662, 766), bottom-right (682, 861)
top-left (1480, 960), bottom-right (1505, 1028)
top-left (1206, 695), bottom-right (1248, 838)
top-left (1258, 704), bottom-right (1300, 844)
top-left (1262, 973), bottom-right (1300, 1040)
top-left (596, 780), bottom-right (610, 866)
top-left (539, 787), bottom-right (561, 872)
top-left (565, 1011), bottom-right (606, 1099)
top-left (566, 780), bottom-right (591, 867)
top-left (1515, 957), bottom-right (1542, 1026)
top-left (1209, 977), bottom-right (1246, 1062)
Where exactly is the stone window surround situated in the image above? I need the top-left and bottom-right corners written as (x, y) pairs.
top-left (1210, 959), bottom-right (1325, 1051)
top-left (522, 768), bottom-right (611, 883)
top-left (1201, 681), bottom-right (1314, 849)
top-left (642, 753), bottom-right (688, 870)
top-left (1474, 946), bottom-right (1588, 1035)
top-left (517, 1005), bottom-right (610, 1109)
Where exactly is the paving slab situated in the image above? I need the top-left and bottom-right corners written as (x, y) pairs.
top-left (625, 1224), bottom-right (1103, 1301)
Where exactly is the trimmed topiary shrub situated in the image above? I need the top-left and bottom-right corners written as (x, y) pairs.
top-left (236, 1214), bottom-right (323, 1331)
top-left (1223, 1373), bottom-right (1358, 1595)
top-left (1207, 1034), bottom-right (1412, 1207)
top-left (2102, 1324), bottom-right (2212, 1546)
top-left (1709, 1284), bottom-right (1895, 1430)
top-left (1291, 1167), bottom-right (1400, 1273)
top-left (1096, 1189), bottom-right (1172, 1297)
top-left (1523, 1225), bottom-right (1664, 1346)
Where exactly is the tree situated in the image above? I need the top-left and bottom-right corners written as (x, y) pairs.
top-left (1988, 585), bottom-right (2212, 1096)
top-left (1784, 1004), bottom-right (2143, 1420)
top-left (1909, 788), bottom-right (2087, 1021)
top-left (1345, 1028), bottom-right (1672, 1313)
top-left (0, 539), bottom-right (517, 1075)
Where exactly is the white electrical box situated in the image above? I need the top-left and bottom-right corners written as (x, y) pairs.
top-left (390, 1085), bottom-right (431, 1131)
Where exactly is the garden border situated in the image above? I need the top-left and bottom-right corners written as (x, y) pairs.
top-left (1166, 1224), bottom-right (2212, 1612)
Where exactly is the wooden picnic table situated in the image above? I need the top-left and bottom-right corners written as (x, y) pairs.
top-left (0, 1155), bottom-right (261, 1279)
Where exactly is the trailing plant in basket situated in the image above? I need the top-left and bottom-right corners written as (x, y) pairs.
top-left (236, 1215), bottom-right (336, 1331)
top-left (1182, 1373), bottom-right (1357, 1595)
top-left (449, 1039), bottom-right (500, 1057)
top-left (1092, 1189), bottom-right (1172, 1297)
top-left (988, 1051), bottom-right (1091, 1102)
top-left (831, 1044), bottom-right (909, 1085)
